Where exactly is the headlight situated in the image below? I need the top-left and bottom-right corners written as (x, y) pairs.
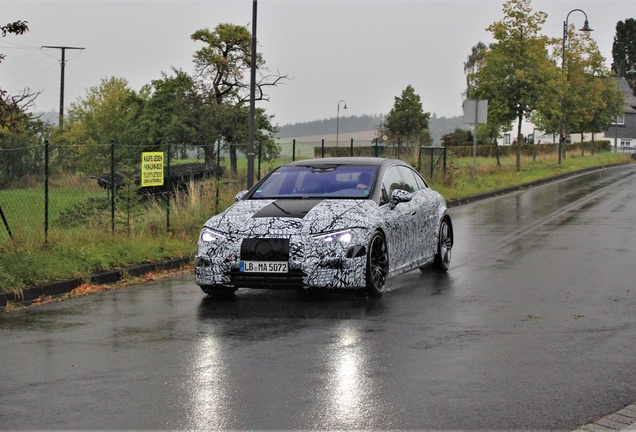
top-left (314, 229), bottom-right (353, 244)
top-left (200, 227), bottom-right (226, 242)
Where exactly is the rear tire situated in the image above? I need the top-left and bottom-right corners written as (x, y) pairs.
top-left (431, 217), bottom-right (453, 272)
top-left (366, 231), bottom-right (389, 296)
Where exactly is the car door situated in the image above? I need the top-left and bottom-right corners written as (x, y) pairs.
top-left (378, 165), bottom-right (419, 272)
top-left (397, 166), bottom-right (438, 263)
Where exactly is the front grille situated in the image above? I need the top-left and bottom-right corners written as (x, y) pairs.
top-left (241, 238), bottom-right (289, 262)
top-left (229, 269), bottom-right (306, 289)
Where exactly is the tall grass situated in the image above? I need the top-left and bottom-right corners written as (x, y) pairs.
top-left (0, 174), bottom-right (251, 295)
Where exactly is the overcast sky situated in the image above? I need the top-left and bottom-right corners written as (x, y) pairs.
top-left (0, 0), bottom-right (632, 127)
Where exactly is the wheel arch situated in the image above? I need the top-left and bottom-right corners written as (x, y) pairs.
top-left (440, 212), bottom-right (454, 247)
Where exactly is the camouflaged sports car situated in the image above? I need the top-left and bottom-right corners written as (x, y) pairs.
top-left (195, 157), bottom-right (453, 296)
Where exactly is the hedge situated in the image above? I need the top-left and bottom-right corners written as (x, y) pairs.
top-left (446, 141), bottom-right (612, 158)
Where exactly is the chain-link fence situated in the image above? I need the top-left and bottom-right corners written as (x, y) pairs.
top-left (0, 138), bottom-right (445, 247)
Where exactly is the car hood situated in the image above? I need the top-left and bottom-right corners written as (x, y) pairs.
top-left (205, 198), bottom-right (373, 236)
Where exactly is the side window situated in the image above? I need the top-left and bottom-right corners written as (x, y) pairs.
top-left (409, 167), bottom-right (428, 189)
top-left (413, 171), bottom-right (428, 189)
top-left (381, 166), bottom-right (409, 205)
top-left (397, 166), bottom-right (420, 192)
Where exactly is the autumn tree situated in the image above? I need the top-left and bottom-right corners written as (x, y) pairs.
top-left (191, 23), bottom-right (286, 173)
top-left (532, 26), bottom-right (622, 157)
top-left (563, 30), bottom-right (621, 153)
top-left (471, 0), bottom-right (560, 171)
top-left (1, 20), bottom-right (39, 132)
top-left (381, 85), bottom-right (430, 147)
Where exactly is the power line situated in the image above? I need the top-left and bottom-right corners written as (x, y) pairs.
top-left (0, 53), bottom-right (49, 79)
top-left (41, 45), bottom-right (84, 128)
top-left (0, 39), bottom-right (40, 49)
top-left (5, 61), bottom-right (58, 88)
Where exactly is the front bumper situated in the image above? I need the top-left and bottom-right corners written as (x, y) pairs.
top-left (194, 232), bottom-right (368, 290)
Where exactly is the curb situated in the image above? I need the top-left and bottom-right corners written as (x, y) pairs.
top-left (0, 256), bottom-right (192, 307)
top-left (574, 402), bottom-right (636, 431)
top-left (445, 163), bottom-right (628, 208)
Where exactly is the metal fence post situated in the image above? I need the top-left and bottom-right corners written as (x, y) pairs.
top-left (257, 141), bottom-right (262, 180)
top-left (397, 137), bottom-right (401, 159)
top-left (110, 139), bottom-right (115, 236)
top-left (321, 139), bottom-right (325, 158)
top-left (417, 145), bottom-right (422, 172)
top-left (443, 147), bottom-right (447, 173)
top-left (292, 139), bottom-right (296, 161)
top-left (215, 140), bottom-right (221, 215)
top-left (350, 138), bottom-right (354, 157)
top-left (374, 138), bottom-right (378, 157)
top-left (430, 148), bottom-right (434, 179)
top-left (0, 206), bottom-right (11, 240)
top-left (166, 141), bottom-right (171, 232)
top-left (44, 140), bottom-right (49, 244)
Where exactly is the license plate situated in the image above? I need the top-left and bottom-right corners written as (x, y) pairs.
top-left (240, 261), bottom-right (288, 273)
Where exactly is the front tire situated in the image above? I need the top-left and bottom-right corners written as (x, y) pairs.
top-left (366, 231), bottom-right (389, 296)
top-left (432, 217), bottom-right (453, 272)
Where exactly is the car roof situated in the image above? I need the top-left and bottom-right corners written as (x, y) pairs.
top-left (285, 157), bottom-right (404, 168)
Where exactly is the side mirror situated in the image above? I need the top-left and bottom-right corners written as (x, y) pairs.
top-left (235, 190), bottom-right (249, 201)
top-left (390, 189), bottom-right (412, 209)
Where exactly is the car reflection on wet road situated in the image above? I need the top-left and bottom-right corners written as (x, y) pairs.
top-left (1, 165), bottom-right (636, 430)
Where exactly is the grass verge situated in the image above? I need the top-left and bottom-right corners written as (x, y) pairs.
top-left (428, 151), bottom-right (633, 199)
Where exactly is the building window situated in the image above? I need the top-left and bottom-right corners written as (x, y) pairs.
top-left (621, 139), bottom-right (631, 147)
top-left (504, 134), bottom-right (511, 145)
top-left (614, 115), bottom-right (625, 125)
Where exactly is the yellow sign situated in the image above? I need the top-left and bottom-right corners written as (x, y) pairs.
top-left (141, 152), bottom-right (164, 187)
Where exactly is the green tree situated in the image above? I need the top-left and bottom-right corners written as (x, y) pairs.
top-left (463, 42), bottom-right (491, 99)
top-left (445, 128), bottom-right (471, 146)
top-left (611, 18), bottom-right (636, 93)
top-left (464, 41), bottom-right (511, 166)
top-left (56, 77), bottom-right (142, 172)
top-left (191, 23), bottom-right (286, 173)
top-left (472, 0), bottom-right (560, 171)
top-left (382, 85), bottom-right (430, 146)
top-left (135, 69), bottom-right (220, 163)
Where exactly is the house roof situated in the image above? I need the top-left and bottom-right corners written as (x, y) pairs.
top-left (616, 77), bottom-right (636, 114)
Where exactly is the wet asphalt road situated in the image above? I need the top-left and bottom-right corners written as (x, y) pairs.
top-left (1, 165), bottom-right (636, 430)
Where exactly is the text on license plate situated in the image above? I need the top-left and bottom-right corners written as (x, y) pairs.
top-left (240, 261), bottom-right (288, 273)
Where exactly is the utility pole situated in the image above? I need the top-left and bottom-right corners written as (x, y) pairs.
top-left (247, 0), bottom-right (257, 189)
top-left (41, 46), bottom-right (84, 128)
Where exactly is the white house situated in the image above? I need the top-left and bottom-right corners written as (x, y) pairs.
top-left (496, 118), bottom-right (598, 147)
top-left (604, 77), bottom-right (636, 150)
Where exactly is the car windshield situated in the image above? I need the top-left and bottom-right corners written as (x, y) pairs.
top-left (251, 165), bottom-right (378, 199)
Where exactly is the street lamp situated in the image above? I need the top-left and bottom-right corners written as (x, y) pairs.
top-left (614, 57), bottom-right (635, 151)
top-left (337, 100), bottom-right (347, 148)
top-left (558, 9), bottom-right (593, 165)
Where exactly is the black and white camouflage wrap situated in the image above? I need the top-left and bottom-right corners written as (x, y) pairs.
top-left (194, 187), bottom-right (449, 291)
